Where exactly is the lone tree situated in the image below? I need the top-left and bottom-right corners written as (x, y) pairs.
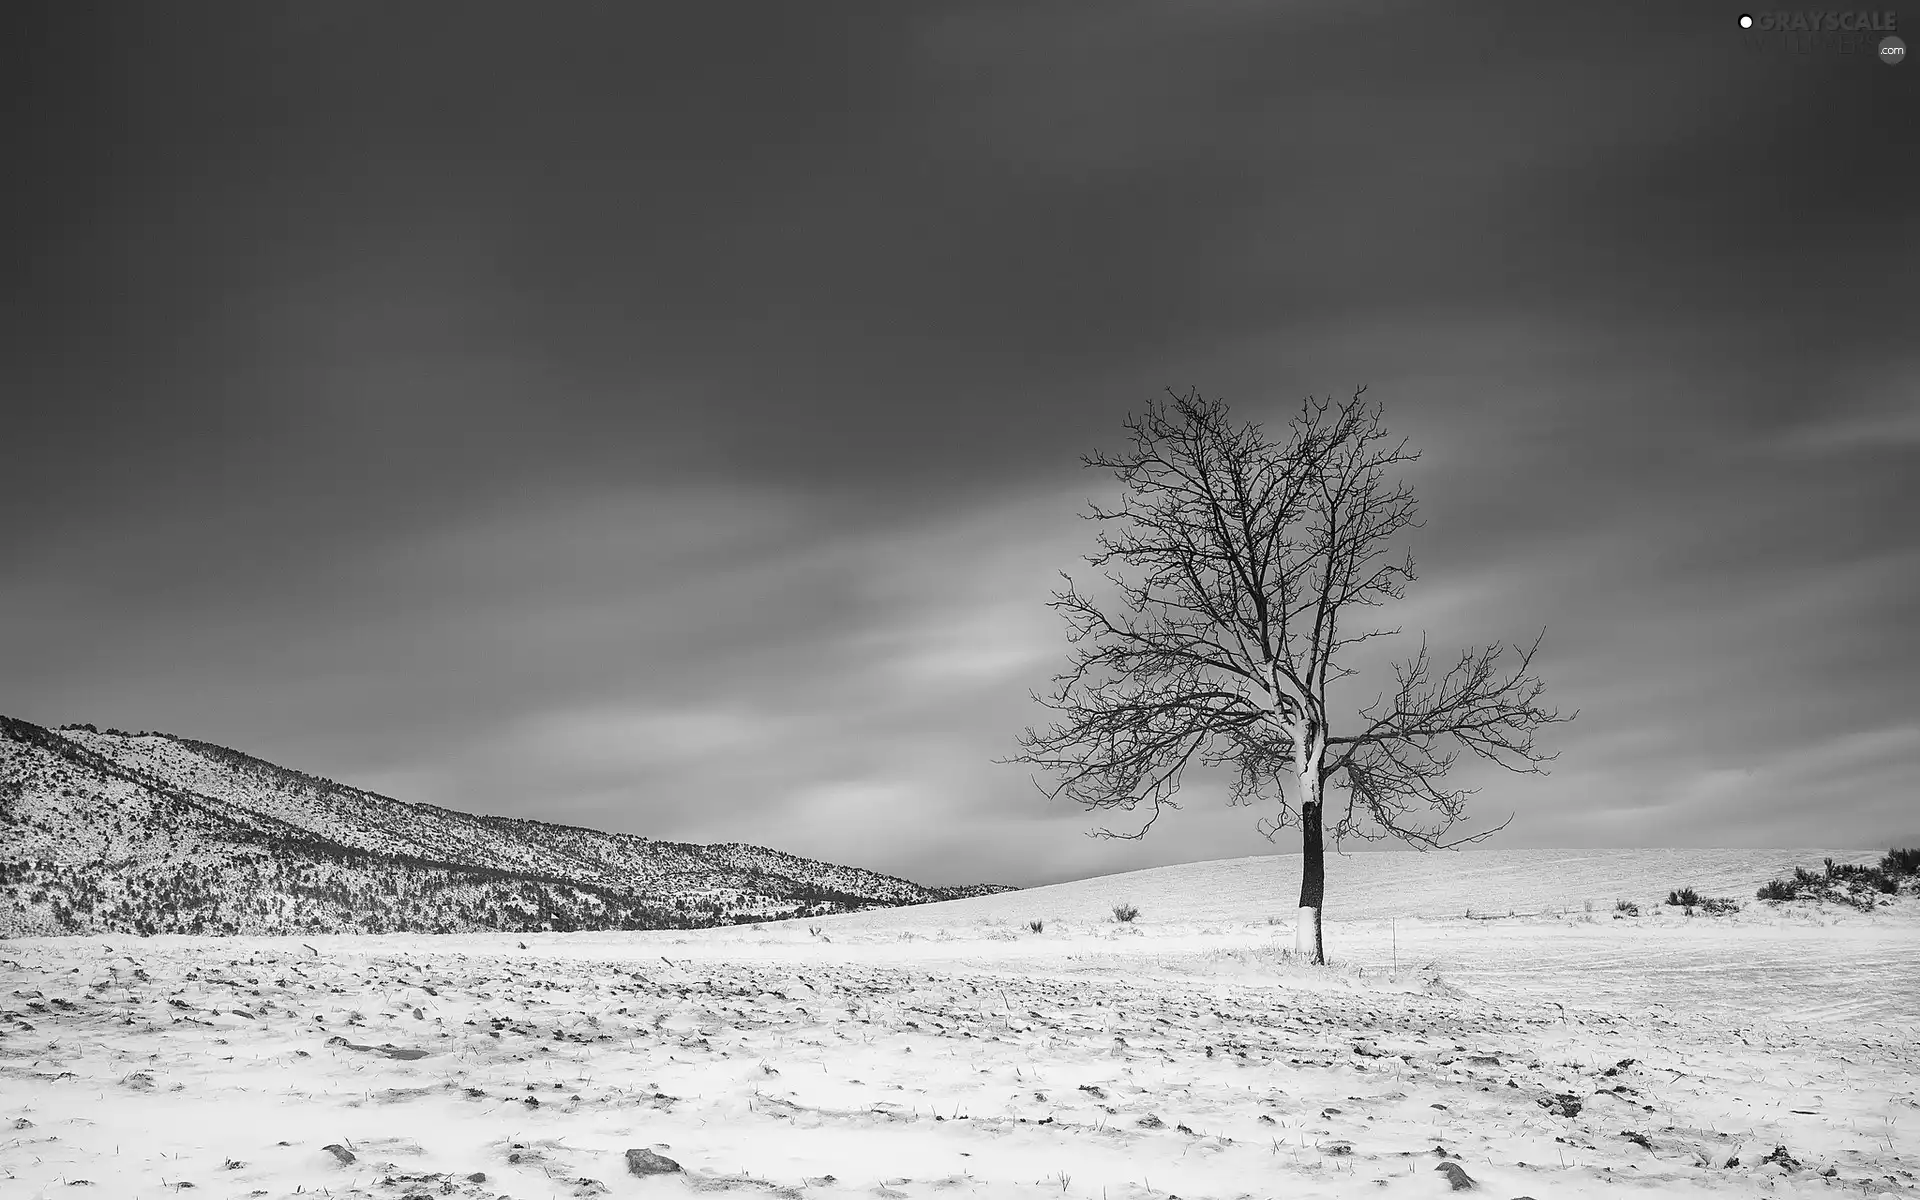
top-left (1010, 389), bottom-right (1570, 963)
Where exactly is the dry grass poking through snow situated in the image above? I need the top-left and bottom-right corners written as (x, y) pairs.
top-left (2, 855), bottom-right (1918, 1200)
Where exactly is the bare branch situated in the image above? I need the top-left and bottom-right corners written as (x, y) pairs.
top-left (1324, 631), bottom-right (1572, 775)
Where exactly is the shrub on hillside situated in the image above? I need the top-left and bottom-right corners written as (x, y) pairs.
top-left (1700, 896), bottom-right (1740, 915)
top-left (1758, 857), bottom-right (1893, 910)
top-left (1882, 847), bottom-right (1920, 877)
top-left (1027, 919), bottom-right (1044, 933)
top-left (1613, 899), bottom-right (1639, 917)
top-left (1112, 902), bottom-right (1139, 923)
top-left (1823, 857), bottom-right (1897, 893)
top-left (1667, 887), bottom-right (1701, 908)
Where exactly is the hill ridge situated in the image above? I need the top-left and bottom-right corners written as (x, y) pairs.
top-left (0, 714), bottom-right (1013, 937)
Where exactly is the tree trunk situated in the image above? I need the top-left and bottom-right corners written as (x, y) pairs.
top-left (1296, 794), bottom-right (1326, 965)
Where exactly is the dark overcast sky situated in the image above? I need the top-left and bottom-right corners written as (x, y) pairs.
top-left (4, 2), bottom-right (1915, 887)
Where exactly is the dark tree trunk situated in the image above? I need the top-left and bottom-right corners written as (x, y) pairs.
top-left (1297, 798), bottom-right (1326, 964)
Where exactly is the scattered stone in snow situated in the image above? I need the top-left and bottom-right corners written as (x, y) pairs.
top-left (321, 1144), bottom-right (355, 1164)
top-left (1434, 1160), bottom-right (1476, 1190)
top-left (1762, 1144), bottom-right (1802, 1171)
top-left (1538, 1093), bottom-right (1582, 1117)
top-left (624, 1147), bottom-right (682, 1176)
top-left (324, 1035), bottom-right (428, 1060)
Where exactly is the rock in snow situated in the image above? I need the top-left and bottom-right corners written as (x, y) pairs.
top-left (624, 1147), bottom-right (683, 1175)
top-left (1435, 1159), bottom-right (1477, 1189)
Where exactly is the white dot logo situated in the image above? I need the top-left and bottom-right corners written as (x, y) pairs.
top-left (1738, 13), bottom-right (1754, 28)
top-left (1882, 35), bottom-right (1907, 64)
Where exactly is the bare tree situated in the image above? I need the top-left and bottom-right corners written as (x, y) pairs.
top-left (1009, 388), bottom-right (1570, 963)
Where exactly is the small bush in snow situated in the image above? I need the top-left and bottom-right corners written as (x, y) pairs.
top-left (1613, 899), bottom-right (1639, 917)
top-left (1027, 919), bottom-right (1043, 933)
top-left (1700, 896), bottom-right (1740, 915)
top-left (1820, 859), bottom-right (1899, 906)
top-left (1112, 902), bottom-right (1139, 923)
top-left (1881, 847), bottom-right (1920, 877)
top-left (1760, 858), bottom-right (1893, 909)
top-left (1667, 887), bottom-right (1701, 908)
top-left (1823, 857), bottom-right (1897, 892)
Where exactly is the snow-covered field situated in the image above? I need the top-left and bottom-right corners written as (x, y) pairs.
top-left (4, 850), bottom-right (1917, 1200)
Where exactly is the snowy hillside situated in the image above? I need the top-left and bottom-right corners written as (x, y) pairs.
top-left (801, 846), bottom-right (1899, 932)
top-left (1, 855), bottom-right (1914, 1200)
top-left (0, 716), bottom-right (1012, 936)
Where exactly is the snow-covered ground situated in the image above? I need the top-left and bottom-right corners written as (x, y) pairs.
top-left (4, 851), bottom-right (1917, 1200)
